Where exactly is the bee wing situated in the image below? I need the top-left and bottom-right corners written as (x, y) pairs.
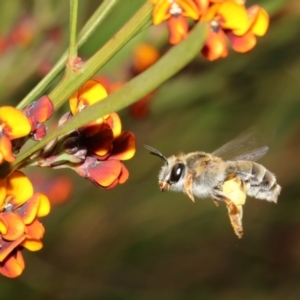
top-left (212, 129), bottom-right (270, 162)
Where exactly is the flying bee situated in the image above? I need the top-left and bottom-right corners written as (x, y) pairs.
top-left (144, 130), bottom-right (281, 238)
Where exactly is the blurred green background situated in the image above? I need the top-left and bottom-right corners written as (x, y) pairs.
top-left (1, 0), bottom-right (300, 299)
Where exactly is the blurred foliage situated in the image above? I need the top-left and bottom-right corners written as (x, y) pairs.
top-left (1, 0), bottom-right (300, 299)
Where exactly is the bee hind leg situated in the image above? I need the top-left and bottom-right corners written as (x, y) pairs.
top-left (224, 197), bottom-right (244, 239)
top-left (213, 191), bottom-right (244, 239)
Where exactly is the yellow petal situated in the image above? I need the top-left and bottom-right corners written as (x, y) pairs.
top-left (0, 106), bottom-right (31, 139)
top-left (21, 239), bottom-right (43, 251)
top-left (177, 0), bottom-right (200, 20)
top-left (152, 0), bottom-right (171, 25)
top-left (69, 80), bottom-right (107, 115)
top-left (6, 171), bottom-right (34, 207)
top-left (248, 5), bottom-right (269, 36)
top-left (37, 193), bottom-right (51, 217)
top-left (218, 1), bottom-right (249, 36)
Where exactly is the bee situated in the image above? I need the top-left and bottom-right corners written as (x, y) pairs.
top-left (144, 130), bottom-right (281, 238)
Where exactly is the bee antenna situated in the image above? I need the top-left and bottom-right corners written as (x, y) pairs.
top-left (144, 144), bottom-right (168, 165)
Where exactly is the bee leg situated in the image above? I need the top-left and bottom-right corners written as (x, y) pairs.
top-left (211, 186), bottom-right (225, 206)
top-left (184, 172), bottom-right (195, 202)
top-left (213, 200), bottom-right (219, 207)
top-left (224, 196), bottom-right (244, 239)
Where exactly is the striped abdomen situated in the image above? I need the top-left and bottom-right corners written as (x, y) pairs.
top-left (226, 160), bottom-right (281, 203)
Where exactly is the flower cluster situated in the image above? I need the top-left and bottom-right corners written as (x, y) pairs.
top-left (151, 0), bottom-right (269, 60)
top-left (0, 79), bottom-right (136, 278)
top-left (0, 96), bottom-right (53, 278)
top-left (0, 171), bottom-right (50, 278)
top-left (36, 80), bottom-right (136, 189)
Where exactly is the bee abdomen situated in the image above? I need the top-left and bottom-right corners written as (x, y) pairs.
top-left (227, 161), bottom-right (281, 203)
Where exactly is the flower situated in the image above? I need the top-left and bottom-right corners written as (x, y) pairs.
top-left (69, 80), bottom-right (107, 116)
top-left (201, 1), bottom-right (269, 60)
top-left (68, 80), bottom-right (136, 188)
top-left (0, 171), bottom-right (50, 278)
top-left (150, 0), bottom-right (269, 59)
top-left (36, 80), bottom-right (136, 190)
top-left (227, 5), bottom-right (269, 53)
top-left (151, 0), bottom-right (205, 44)
top-left (73, 112), bottom-right (136, 189)
top-left (0, 106), bottom-right (31, 163)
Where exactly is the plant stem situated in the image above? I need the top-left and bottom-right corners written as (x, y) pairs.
top-left (68, 0), bottom-right (78, 63)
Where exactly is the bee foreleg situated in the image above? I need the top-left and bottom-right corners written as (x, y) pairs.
top-left (184, 172), bottom-right (195, 202)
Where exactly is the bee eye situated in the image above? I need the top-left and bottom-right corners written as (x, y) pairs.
top-left (169, 163), bottom-right (185, 184)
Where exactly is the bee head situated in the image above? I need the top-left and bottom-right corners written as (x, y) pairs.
top-left (144, 145), bottom-right (186, 191)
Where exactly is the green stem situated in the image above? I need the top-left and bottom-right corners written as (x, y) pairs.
top-left (17, 0), bottom-right (120, 110)
top-left (2, 22), bottom-right (208, 178)
top-left (68, 0), bottom-right (78, 63)
top-left (49, 1), bottom-right (153, 110)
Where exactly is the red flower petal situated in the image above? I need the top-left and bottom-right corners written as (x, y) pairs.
top-left (0, 212), bottom-right (25, 241)
top-left (202, 29), bottom-right (228, 61)
top-left (228, 31), bottom-right (256, 53)
top-left (0, 236), bottom-right (25, 262)
top-left (88, 159), bottom-right (122, 187)
top-left (84, 124), bottom-right (114, 157)
top-left (15, 193), bottom-right (39, 224)
top-left (168, 15), bottom-right (189, 45)
top-left (25, 219), bottom-right (45, 240)
top-left (23, 95), bottom-right (54, 123)
top-left (118, 163), bottom-right (129, 184)
top-left (32, 123), bottom-right (47, 141)
top-left (110, 132), bottom-right (136, 161)
top-left (0, 249), bottom-right (25, 278)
